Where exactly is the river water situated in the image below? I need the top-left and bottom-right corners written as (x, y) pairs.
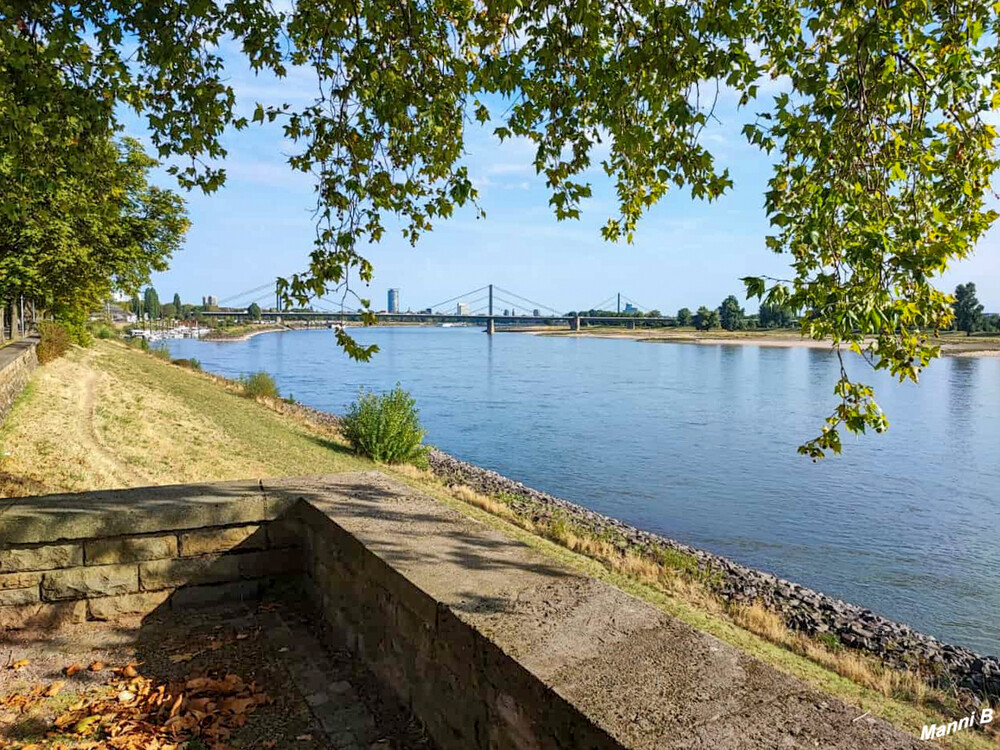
top-left (165, 327), bottom-right (1000, 656)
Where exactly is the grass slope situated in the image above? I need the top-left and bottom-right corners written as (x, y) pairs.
top-left (0, 341), bottom-right (370, 495)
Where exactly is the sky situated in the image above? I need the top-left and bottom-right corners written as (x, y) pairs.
top-left (139, 47), bottom-right (1000, 316)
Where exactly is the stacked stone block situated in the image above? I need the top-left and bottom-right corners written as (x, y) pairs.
top-left (0, 483), bottom-right (306, 628)
top-left (0, 336), bottom-right (39, 423)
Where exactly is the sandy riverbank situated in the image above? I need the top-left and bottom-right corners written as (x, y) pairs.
top-left (518, 326), bottom-right (1000, 358)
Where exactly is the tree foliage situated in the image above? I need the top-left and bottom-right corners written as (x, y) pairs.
top-left (952, 283), bottom-right (984, 336)
top-left (676, 308), bottom-right (693, 327)
top-left (694, 306), bottom-right (720, 331)
top-left (0, 132), bottom-right (188, 328)
top-left (248, 302), bottom-right (262, 321)
top-left (143, 288), bottom-right (161, 320)
top-left (3, 0), bottom-right (999, 454)
top-left (758, 301), bottom-right (796, 329)
top-left (719, 295), bottom-right (746, 331)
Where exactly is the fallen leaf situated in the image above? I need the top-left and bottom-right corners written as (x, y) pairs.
top-left (64, 664), bottom-right (83, 676)
top-left (122, 664), bottom-right (139, 678)
top-left (117, 690), bottom-right (135, 703)
top-left (296, 735), bottom-right (313, 742)
top-left (169, 692), bottom-right (184, 718)
top-left (88, 661), bottom-right (104, 672)
top-left (44, 681), bottom-right (65, 697)
top-left (169, 653), bottom-right (196, 663)
top-left (73, 714), bottom-right (101, 734)
top-left (263, 742), bottom-right (276, 749)
top-left (10, 658), bottom-right (29, 670)
top-left (219, 696), bottom-right (253, 714)
top-left (54, 711), bottom-right (77, 729)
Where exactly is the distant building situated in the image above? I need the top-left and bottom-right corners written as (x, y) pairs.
top-left (202, 295), bottom-right (218, 308)
top-left (502, 309), bottom-right (510, 316)
top-left (457, 302), bottom-right (470, 315)
top-left (533, 309), bottom-right (540, 317)
top-left (423, 308), bottom-right (432, 314)
top-left (388, 288), bottom-right (400, 313)
top-left (623, 302), bottom-right (637, 313)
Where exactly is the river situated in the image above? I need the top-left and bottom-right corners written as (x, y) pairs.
top-left (164, 326), bottom-right (1000, 656)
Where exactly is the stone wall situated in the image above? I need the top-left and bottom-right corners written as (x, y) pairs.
top-left (428, 450), bottom-right (1000, 700)
top-left (0, 335), bottom-right (39, 424)
top-left (294, 500), bottom-right (619, 750)
top-left (0, 481), bottom-right (304, 628)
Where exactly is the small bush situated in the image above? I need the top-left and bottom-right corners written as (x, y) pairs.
top-left (341, 384), bottom-right (428, 465)
top-left (239, 371), bottom-right (280, 400)
top-left (150, 346), bottom-right (171, 361)
top-left (128, 336), bottom-right (150, 351)
top-left (91, 323), bottom-right (115, 340)
top-left (36, 321), bottom-right (72, 364)
top-left (172, 358), bottom-right (202, 371)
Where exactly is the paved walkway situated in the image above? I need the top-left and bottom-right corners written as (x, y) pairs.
top-left (0, 601), bottom-right (432, 749)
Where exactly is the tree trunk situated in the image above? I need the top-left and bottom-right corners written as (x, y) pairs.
top-left (10, 300), bottom-right (19, 340)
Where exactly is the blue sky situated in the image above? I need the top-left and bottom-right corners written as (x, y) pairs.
top-left (141, 50), bottom-right (1000, 315)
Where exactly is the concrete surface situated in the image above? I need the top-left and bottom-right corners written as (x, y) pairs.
top-left (267, 472), bottom-right (924, 750)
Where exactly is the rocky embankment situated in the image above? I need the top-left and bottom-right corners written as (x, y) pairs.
top-left (427, 449), bottom-right (1000, 700)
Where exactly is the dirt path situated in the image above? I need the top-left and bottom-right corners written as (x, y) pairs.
top-left (74, 358), bottom-right (146, 488)
top-left (0, 348), bottom-right (146, 495)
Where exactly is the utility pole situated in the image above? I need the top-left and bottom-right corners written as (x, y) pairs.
top-left (617, 292), bottom-right (621, 314)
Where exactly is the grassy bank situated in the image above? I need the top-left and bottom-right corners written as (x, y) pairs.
top-left (0, 341), bottom-right (369, 494)
top-left (1, 341), bottom-right (994, 747)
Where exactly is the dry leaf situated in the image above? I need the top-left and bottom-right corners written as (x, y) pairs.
top-left (73, 714), bottom-right (101, 734)
top-left (169, 692), bottom-right (184, 718)
top-left (64, 664), bottom-right (83, 676)
top-left (44, 681), bottom-right (65, 697)
top-left (122, 664), bottom-right (139, 678)
top-left (296, 735), bottom-right (313, 741)
top-left (168, 652), bottom-right (195, 663)
top-left (117, 690), bottom-right (135, 703)
top-left (88, 661), bottom-right (104, 672)
top-left (10, 658), bottom-right (29, 670)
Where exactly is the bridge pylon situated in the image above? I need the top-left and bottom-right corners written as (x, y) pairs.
top-left (486, 283), bottom-right (494, 335)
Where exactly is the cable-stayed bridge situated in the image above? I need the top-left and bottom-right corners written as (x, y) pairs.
top-left (202, 282), bottom-right (676, 334)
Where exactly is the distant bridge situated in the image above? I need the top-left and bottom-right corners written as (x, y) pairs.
top-left (203, 283), bottom-right (676, 334)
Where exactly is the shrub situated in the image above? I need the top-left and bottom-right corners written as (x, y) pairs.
top-left (172, 358), bottom-right (201, 371)
top-left (341, 385), bottom-right (428, 465)
top-left (127, 336), bottom-right (150, 351)
top-left (239, 371), bottom-right (280, 400)
top-left (90, 322), bottom-right (115, 340)
top-left (36, 321), bottom-right (72, 364)
top-left (150, 346), bottom-right (171, 361)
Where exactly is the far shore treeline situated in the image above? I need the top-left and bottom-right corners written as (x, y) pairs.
top-left (121, 283), bottom-right (1000, 337)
